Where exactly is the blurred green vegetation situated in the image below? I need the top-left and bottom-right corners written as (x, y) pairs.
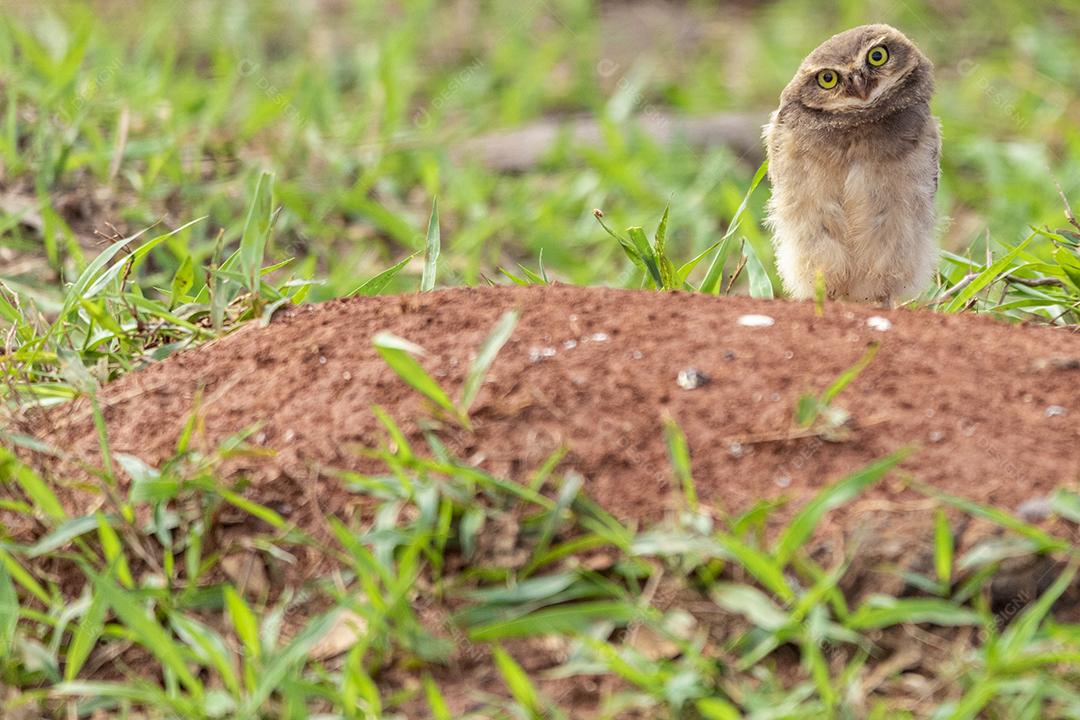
top-left (1, 0), bottom-right (1077, 304)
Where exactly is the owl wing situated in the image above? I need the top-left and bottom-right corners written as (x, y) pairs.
top-left (924, 119), bottom-right (941, 195)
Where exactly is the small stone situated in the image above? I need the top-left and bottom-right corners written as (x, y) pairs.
top-left (737, 314), bottom-right (775, 328)
top-left (528, 346), bottom-right (557, 363)
top-left (783, 351), bottom-right (794, 360)
top-left (590, 332), bottom-right (610, 343)
top-left (928, 430), bottom-right (945, 443)
top-left (342, 371), bottom-right (352, 381)
top-left (1046, 405), bottom-right (1067, 418)
top-left (728, 442), bottom-right (744, 458)
top-left (724, 350), bottom-right (737, 362)
top-left (631, 350), bottom-right (644, 360)
top-left (563, 339), bottom-right (578, 350)
top-left (1016, 496), bottom-right (1052, 523)
top-left (866, 316), bottom-right (892, 332)
top-left (770, 392), bottom-right (781, 402)
top-left (1032, 356), bottom-right (1080, 371)
top-left (677, 368), bottom-right (711, 390)
top-left (775, 475), bottom-right (792, 488)
top-left (318, 356), bottom-right (327, 364)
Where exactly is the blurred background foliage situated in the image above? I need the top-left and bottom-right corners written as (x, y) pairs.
top-left (0, 0), bottom-right (1077, 302)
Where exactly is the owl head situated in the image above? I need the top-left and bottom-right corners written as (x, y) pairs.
top-left (780, 24), bottom-right (934, 127)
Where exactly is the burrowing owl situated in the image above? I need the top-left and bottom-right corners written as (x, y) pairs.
top-left (764, 24), bottom-right (940, 306)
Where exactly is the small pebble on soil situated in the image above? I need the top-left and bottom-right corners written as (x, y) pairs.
top-left (676, 368), bottom-right (711, 390)
top-left (737, 314), bottom-right (775, 327)
top-left (866, 316), bottom-right (892, 332)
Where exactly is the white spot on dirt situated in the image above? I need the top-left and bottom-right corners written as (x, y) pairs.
top-left (590, 332), bottom-right (610, 342)
top-left (563, 339), bottom-right (578, 350)
top-left (529, 346), bottom-right (557, 362)
top-left (866, 316), bottom-right (892, 332)
top-left (737, 314), bottom-right (775, 328)
top-left (1046, 405), bottom-right (1067, 418)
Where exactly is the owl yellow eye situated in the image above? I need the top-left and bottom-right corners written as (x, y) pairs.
top-left (816, 70), bottom-right (839, 89)
top-left (867, 45), bottom-right (889, 67)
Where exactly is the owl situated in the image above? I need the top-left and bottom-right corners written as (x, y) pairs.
top-left (763, 24), bottom-right (940, 306)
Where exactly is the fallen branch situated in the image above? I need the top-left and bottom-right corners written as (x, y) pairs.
top-left (453, 110), bottom-right (768, 172)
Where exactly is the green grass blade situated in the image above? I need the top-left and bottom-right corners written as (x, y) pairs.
top-left (87, 569), bottom-right (203, 698)
top-left (241, 608), bottom-right (341, 715)
top-left (373, 331), bottom-right (466, 426)
top-left (998, 561), bottom-right (1078, 659)
top-left (715, 533), bottom-right (795, 603)
top-left (224, 585), bottom-right (262, 664)
top-left (741, 237), bottom-right (774, 299)
top-left (934, 509), bottom-right (954, 589)
top-left (423, 673), bottom-right (452, 720)
top-left (774, 448), bottom-right (912, 565)
top-left (0, 548), bottom-right (51, 605)
top-left (709, 583), bottom-right (791, 631)
top-left (695, 160), bottom-right (768, 293)
top-left (64, 591), bottom-right (106, 681)
top-left (240, 171), bottom-right (275, 295)
top-left (910, 483), bottom-right (1068, 553)
top-left (653, 206), bottom-right (676, 290)
top-left (169, 254), bottom-right (194, 308)
top-left (943, 234), bottom-right (1035, 312)
top-left (663, 416), bottom-right (697, 513)
top-left (627, 226), bottom-right (662, 287)
top-left (350, 251), bottom-right (419, 296)
top-left (0, 561), bottom-right (17, 658)
top-left (821, 341), bottom-right (880, 405)
top-left (421, 198), bottom-right (440, 292)
top-left (492, 644), bottom-right (542, 714)
top-left (170, 613), bottom-right (241, 696)
top-left (26, 514), bottom-right (101, 558)
top-left (846, 596), bottom-right (981, 630)
top-left (468, 600), bottom-right (636, 641)
top-left (1, 447), bottom-right (66, 521)
top-left (460, 309), bottom-right (519, 412)
top-left (96, 512), bottom-right (133, 588)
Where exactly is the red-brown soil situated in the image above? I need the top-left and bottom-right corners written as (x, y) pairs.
top-left (13, 284), bottom-right (1080, 715)
top-left (23, 285), bottom-right (1080, 544)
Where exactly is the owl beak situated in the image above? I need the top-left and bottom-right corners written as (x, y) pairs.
top-left (847, 72), bottom-right (872, 101)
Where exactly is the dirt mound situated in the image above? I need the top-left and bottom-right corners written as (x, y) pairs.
top-left (24, 286), bottom-right (1080, 557)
